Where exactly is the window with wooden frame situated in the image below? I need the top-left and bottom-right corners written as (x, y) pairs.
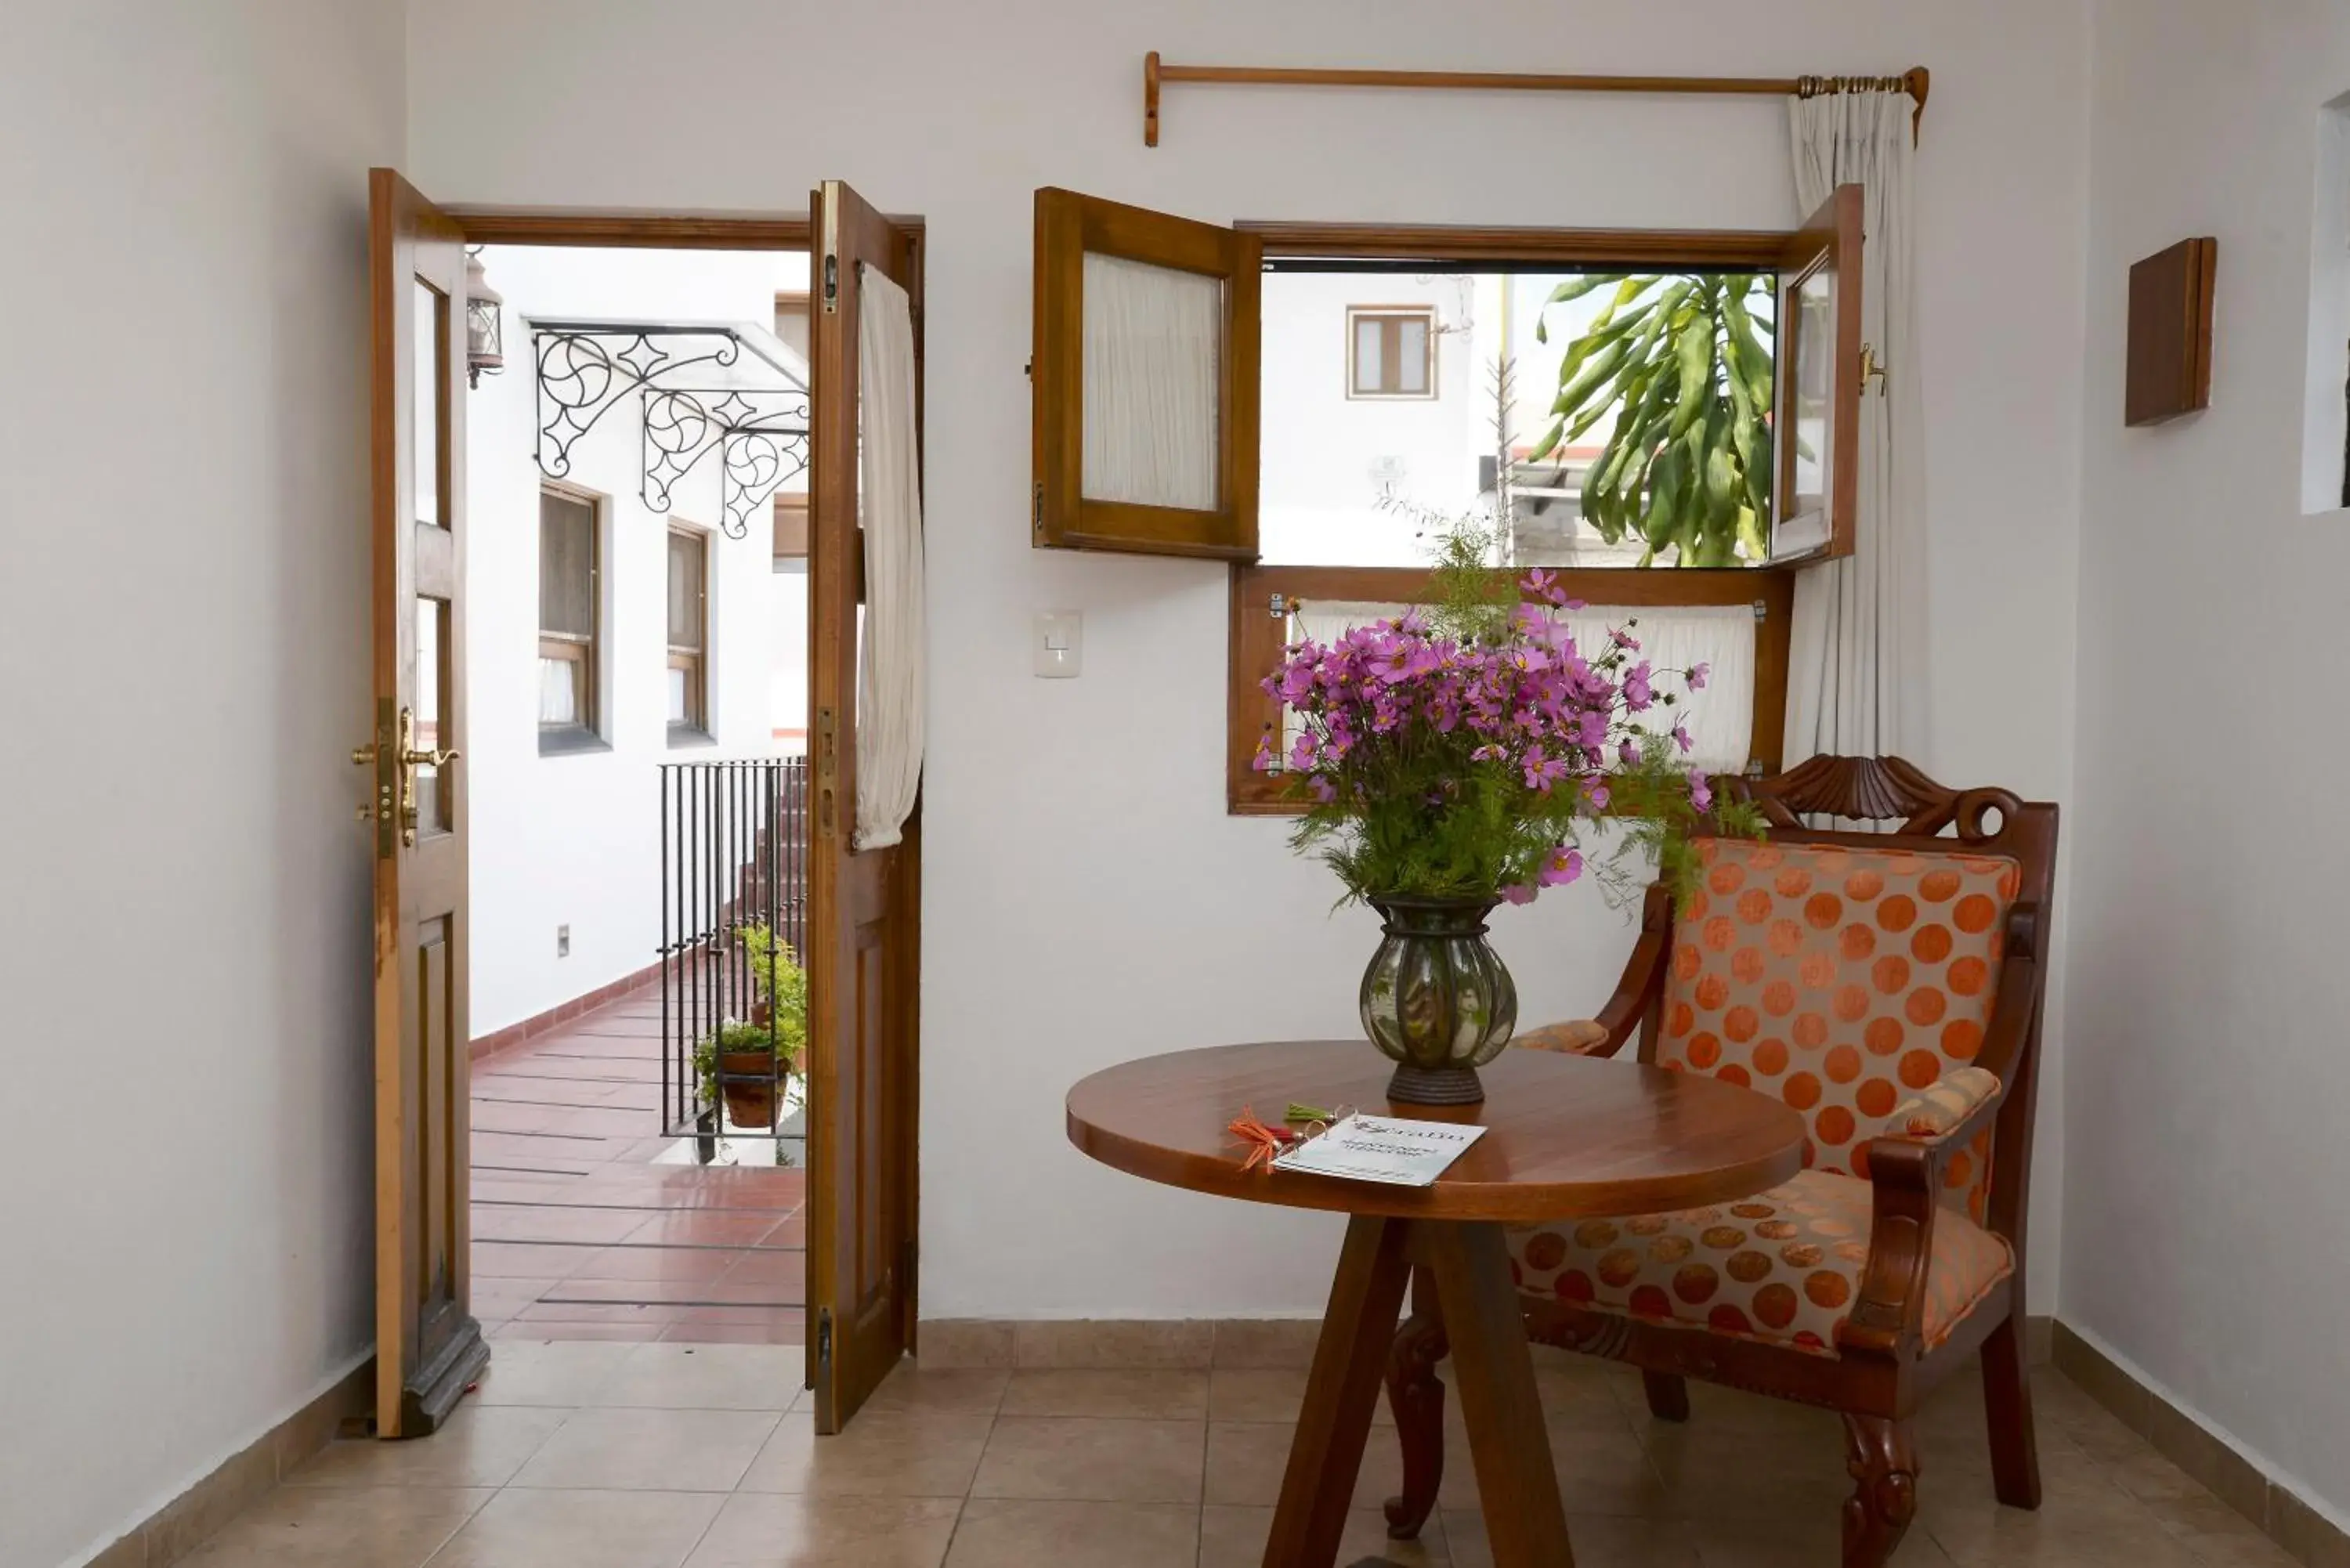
top-left (666, 524), bottom-right (710, 742)
top-left (1030, 193), bottom-right (1864, 812)
top-left (1346, 305), bottom-right (1437, 399)
top-left (538, 486), bottom-right (602, 752)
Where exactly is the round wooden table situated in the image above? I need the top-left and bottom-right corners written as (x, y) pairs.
top-left (1066, 1041), bottom-right (1807, 1568)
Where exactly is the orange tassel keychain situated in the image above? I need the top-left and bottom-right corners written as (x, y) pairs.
top-left (1226, 1107), bottom-right (1295, 1173)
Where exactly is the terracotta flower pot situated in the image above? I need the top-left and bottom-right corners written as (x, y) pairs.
top-left (718, 1050), bottom-right (777, 1128)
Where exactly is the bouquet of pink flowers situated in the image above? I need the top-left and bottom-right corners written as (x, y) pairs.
top-left (1256, 560), bottom-right (1747, 909)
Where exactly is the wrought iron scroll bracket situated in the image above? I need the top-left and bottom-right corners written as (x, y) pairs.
top-left (533, 326), bottom-right (748, 481)
top-left (642, 388), bottom-right (811, 539)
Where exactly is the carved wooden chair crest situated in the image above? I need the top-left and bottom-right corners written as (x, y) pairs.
top-left (1385, 756), bottom-right (2058, 1568)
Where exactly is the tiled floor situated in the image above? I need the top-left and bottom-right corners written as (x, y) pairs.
top-left (471, 987), bottom-right (804, 1345)
top-left (190, 1339), bottom-right (2302, 1567)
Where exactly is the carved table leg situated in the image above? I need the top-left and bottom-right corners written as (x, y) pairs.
top-left (1382, 1264), bottom-right (1448, 1540)
top-left (1424, 1221), bottom-right (1576, 1568)
top-left (1841, 1413), bottom-right (1920, 1568)
top-left (1263, 1215), bottom-right (1414, 1568)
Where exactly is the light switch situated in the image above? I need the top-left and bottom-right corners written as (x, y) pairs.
top-left (1033, 610), bottom-right (1083, 678)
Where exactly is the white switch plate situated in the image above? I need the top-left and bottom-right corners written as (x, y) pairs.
top-left (1033, 610), bottom-right (1083, 678)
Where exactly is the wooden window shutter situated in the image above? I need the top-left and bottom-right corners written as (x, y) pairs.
top-left (1032, 187), bottom-right (1261, 559)
top-left (1770, 182), bottom-right (1864, 563)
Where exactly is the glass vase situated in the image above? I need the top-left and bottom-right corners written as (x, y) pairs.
top-left (1359, 895), bottom-right (1519, 1106)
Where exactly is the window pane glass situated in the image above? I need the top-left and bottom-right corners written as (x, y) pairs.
top-left (1263, 270), bottom-right (1774, 569)
top-left (539, 654), bottom-right (580, 727)
top-left (668, 665), bottom-right (690, 724)
top-left (1080, 251), bottom-right (1221, 511)
top-left (1396, 317), bottom-right (1429, 394)
top-left (413, 280), bottom-right (445, 529)
top-left (1788, 266), bottom-right (1833, 515)
top-left (415, 596), bottom-right (450, 833)
top-left (540, 492), bottom-right (595, 637)
top-left (1276, 598), bottom-right (1755, 774)
top-left (667, 532), bottom-right (704, 649)
top-left (1354, 316), bottom-right (1383, 394)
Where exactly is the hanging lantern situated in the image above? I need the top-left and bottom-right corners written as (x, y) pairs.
top-left (465, 248), bottom-right (504, 388)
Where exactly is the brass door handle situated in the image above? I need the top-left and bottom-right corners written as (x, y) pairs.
top-left (403, 744), bottom-right (461, 769)
top-left (392, 708), bottom-right (455, 847)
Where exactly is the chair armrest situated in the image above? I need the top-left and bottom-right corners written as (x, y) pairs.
top-left (1838, 1071), bottom-right (2006, 1359)
top-left (1515, 886), bottom-right (1674, 1060)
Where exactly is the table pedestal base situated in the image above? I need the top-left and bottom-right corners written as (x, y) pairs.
top-left (1263, 1215), bottom-right (1574, 1568)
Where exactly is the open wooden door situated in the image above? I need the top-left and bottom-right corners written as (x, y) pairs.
top-left (363, 168), bottom-right (482, 1438)
top-left (1770, 182), bottom-right (1864, 563)
top-left (806, 179), bottom-right (924, 1432)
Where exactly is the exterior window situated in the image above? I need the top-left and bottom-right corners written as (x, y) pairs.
top-left (1347, 306), bottom-right (1437, 399)
top-left (538, 487), bottom-right (600, 750)
top-left (667, 526), bottom-right (709, 740)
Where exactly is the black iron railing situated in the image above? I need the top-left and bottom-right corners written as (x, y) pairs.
top-left (658, 757), bottom-right (809, 1141)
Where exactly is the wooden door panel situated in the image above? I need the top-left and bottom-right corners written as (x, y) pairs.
top-left (369, 168), bottom-right (483, 1438)
top-left (807, 179), bottom-right (923, 1432)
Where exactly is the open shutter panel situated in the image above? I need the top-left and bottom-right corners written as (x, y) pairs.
top-left (1770, 182), bottom-right (1864, 564)
top-left (1032, 188), bottom-right (1260, 559)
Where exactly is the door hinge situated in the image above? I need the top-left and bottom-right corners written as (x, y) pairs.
top-left (1752, 598), bottom-right (1769, 621)
top-left (815, 1309), bottom-right (833, 1370)
top-left (1032, 482), bottom-right (1044, 537)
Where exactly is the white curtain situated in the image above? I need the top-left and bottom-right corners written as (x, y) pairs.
top-left (1290, 602), bottom-right (1756, 775)
top-left (854, 264), bottom-right (925, 851)
top-left (1785, 92), bottom-right (1929, 764)
top-left (1080, 251), bottom-right (1222, 510)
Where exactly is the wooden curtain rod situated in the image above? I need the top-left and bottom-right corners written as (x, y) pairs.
top-left (1142, 52), bottom-right (1929, 146)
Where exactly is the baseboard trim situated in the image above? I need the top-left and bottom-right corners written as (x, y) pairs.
top-left (81, 1357), bottom-right (374, 1568)
top-left (469, 958), bottom-right (666, 1064)
top-left (916, 1313), bottom-right (2059, 1374)
top-left (2052, 1321), bottom-right (2349, 1568)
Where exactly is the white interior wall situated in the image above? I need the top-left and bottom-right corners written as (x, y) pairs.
top-left (0, 5), bottom-right (403, 1567)
top-left (465, 245), bottom-right (808, 1036)
top-left (407, 0), bottom-right (2092, 1321)
top-left (2066, 0), bottom-right (2350, 1524)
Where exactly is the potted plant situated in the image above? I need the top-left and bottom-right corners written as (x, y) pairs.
top-left (696, 922), bottom-right (807, 1128)
top-left (1257, 521), bottom-right (1753, 1105)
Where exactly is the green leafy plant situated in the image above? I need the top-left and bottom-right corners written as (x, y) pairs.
top-left (692, 923), bottom-right (807, 1107)
top-left (1531, 273), bottom-right (1775, 569)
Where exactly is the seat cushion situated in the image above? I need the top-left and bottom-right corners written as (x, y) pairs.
top-left (1507, 1169), bottom-right (2012, 1357)
top-left (1659, 838), bottom-right (2021, 1221)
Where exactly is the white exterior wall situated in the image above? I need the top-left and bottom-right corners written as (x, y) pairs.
top-left (0, 5), bottom-right (404, 1567)
top-left (409, 0), bottom-right (2092, 1325)
top-left (2066, 0), bottom-right (2350, 1526)
top-left (465, 246), bottom-right (809, 1036)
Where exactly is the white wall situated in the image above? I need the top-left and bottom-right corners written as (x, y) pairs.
top-left (0, 5), bottom-right (403, 1567)
top-left (407, 0), bottom-right (2092, 1321)
top-left (2066, 0), bottom-right (2350, 1524)
top-left (465, 245), bottom-right (808, 1035)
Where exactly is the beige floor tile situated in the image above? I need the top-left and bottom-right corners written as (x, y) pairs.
top-left (1204, 1420), bottom-right (1406, 1511)
top-left (1643, 1422), bottom-right (1851, 1523)
top-left (1433, 1417), bottom-right (1673, 1519)
top-left (1199, 1503), bottom-right (1448, 1567)
top-left (1687, 1515), bottom-right (1959, 1566)
top-left (177, 1485), bottom-right (490, 1567)
top-left (286, 1406), bottom-right (571, 1490)
top-left (508, 1407), bottom-right (780, 1491)
top-left (911, 1322), bottom-right (1016, 1369)
top-left (843, 1364), bottom-right (1009, 1417)
top-left (1918, 1475), bottom-right (2207, 1568)
top-left (681, 1492), bottom-right (963, 1567)
top-left (940, 1498), bottom-right (1196, 1568)
top-left (1444, 1508), bottom-right (1702, 1568)
top-left (1205, 1368), bottom-right (1395, 1426)
top-left (425, 1487), bottom-right (723, 1568)
top-left (739, 1410), bottom-right (992, 1497)
top-left (1209, 1319), bottom-right (1322, 1369)
top-left (969, 1416), bottom-right (1205, 1503)
top-left (469, 1339), bottom-right (637, 1407)
top-left (596, 1342), bottom-right (807, 1411)
top-left (998, 1368), bottom-right (1208, 1420)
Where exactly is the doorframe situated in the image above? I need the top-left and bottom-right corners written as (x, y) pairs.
top-left (436, 202), bottom-right (925, 1374)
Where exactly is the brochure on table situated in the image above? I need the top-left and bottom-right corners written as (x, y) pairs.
top-left (1270, 1113), bottom-right (1485, 1187)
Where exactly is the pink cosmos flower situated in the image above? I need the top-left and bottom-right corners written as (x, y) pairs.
top-left (1687, 661), bottom-right (1709, 691)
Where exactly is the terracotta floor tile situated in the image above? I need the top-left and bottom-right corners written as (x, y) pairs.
top-left (475, 1204), bottom-right (648, 1245)
top-left (660, 1321), bottom-right (807, 1346)
top-left (717, 1248), bottom-right (804, 1290)
top-left (623, 1211), bottom-right (788, 1247)
top-left (475, 1241), bottom-right (600, 1278)
top-left (562, 1245), bottom-right (748, 1284)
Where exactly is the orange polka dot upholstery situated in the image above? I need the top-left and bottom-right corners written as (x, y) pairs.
top-left (1658, 838), bottom-right (2019, 1223)
top-left (1507, 1170), bottom-right (2012, 1357)
top-left (1882, 1065), bottom-right (2001, 1141)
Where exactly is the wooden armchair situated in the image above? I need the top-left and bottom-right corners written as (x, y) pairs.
top-left (1383, 757), bottom-right (2057, 1568)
